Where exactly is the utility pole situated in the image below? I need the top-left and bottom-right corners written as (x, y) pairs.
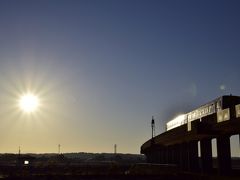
top-left (114, 144), bottom-right (117, 154)
top-left (18, 146), bottom-right (21, 157)
top-left (151, 116), bottom-right (155, 139)
top-left (58, 144), bottom-right (61, 154)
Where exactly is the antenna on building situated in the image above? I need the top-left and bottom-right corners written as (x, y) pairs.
top-left (114, 144), bottom-right (117, 154)
top-left (58, 144), bottom-right (61, 154)
top-left (151, 116), bottom-right (155, 138)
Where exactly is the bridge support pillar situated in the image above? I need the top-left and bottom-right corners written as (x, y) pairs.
top-left (180, 143), bottom-right (189, 170)
top-left (153, 149), bottom-right (158, 163)
top-left (158, 146), bottom-right (165, 163)
top-left (159, 148), bottom-right (163, 163)
top-left (145, 148), bottom-right (157, 163)
top-left (173, 144), bottom-right (180, 165)
top-left (162, 147), bottom-right (168, 164)
top-left (200, 139), bottom-right (213, 173)
top-left (174, 144), bottom-right (181, 166)
top-left (167, 146), bottom-right (173, 164)
top-left (155, 149), bottom-right (160, 163)
top-left (217, 136), bottom-right (232, 175)
top-left (239, 134), bottom-right (240, 149)
top-left (188, 141), bottom-right (199, 172)
top-left (145, 152), bottom-right (151, 163)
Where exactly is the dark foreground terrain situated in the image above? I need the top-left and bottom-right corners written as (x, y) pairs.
top-left (1, 163), bottom-right (240, 180)
top-left (0, 154), bottom-right (240, 180)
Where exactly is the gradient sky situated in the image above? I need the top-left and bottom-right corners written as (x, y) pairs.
top-left (0, 0), bottom-right (240, 155)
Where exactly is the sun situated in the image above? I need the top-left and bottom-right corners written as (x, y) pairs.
top-left (19, 93), bottom-right (39, 113)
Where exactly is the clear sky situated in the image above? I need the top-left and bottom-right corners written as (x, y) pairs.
top-left (0, 0), bottom-right (240, 155)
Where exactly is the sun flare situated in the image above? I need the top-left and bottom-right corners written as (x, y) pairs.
top-left (19, 93), bottom-right (39, 113)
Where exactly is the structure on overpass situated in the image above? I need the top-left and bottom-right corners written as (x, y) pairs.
top-left (141, 95), bottom-right (240, 175)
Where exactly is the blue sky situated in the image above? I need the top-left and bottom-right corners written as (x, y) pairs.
top-left (0, 0), bottom-right (240, 154)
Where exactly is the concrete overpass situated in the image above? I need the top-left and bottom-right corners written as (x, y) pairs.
top-left (141, 96), bottom-right (240, 175)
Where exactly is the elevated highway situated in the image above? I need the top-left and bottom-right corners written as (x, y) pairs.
top-left (141, 96), bottom-right (240, 175)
